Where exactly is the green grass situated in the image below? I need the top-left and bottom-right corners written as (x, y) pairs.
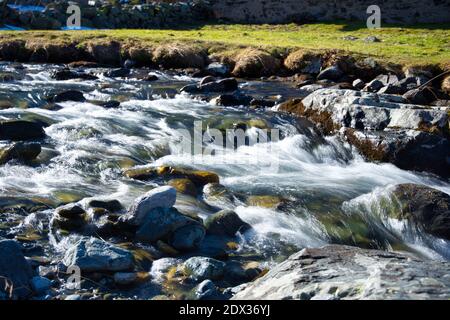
top-left (1, 22), bottom-right (449, 65)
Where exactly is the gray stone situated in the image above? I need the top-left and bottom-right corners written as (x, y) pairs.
top-left (232, 245), bottom-right (450, 300)
top-left (113, 272), bottom-right (140, 285)
top-left (183, 257), bottom-right (226, 281)
top-left (0, 240), bottom-right (33, 299)
top-left (169, 223), bottom-right (206, 251)
top-left (363, 79), bottom-right (384, 92)
top-left (352, 79), bottom-right (365, 90)
top-left (63, 237), bottom-right (135, 272)
top-left (317, 65), bottom-right (343, 82)
top-left (122, 186), bottom-right (177, 226)
top-left (195, 279), bottom-right (223, 300)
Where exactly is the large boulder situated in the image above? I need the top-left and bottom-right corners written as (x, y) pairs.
top-left (280, 89), bottom-right (450, 177)
top-left (0, 240), bottom-right (33, 299)
top-left (392, 184), bottom-right (450, 240)
top-left (232, 245), bottom-right (450, 300)
top-left (0, 120), bottom-right (46, 141)
top-left (63, 237), bottom-right (135, 273)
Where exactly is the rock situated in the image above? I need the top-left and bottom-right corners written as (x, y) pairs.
top-left (246, 195), bottom-right (286, 208)
top-left (153, 44), bottom-right (206, 69)
top-left (51, 69), bottom-right (97, 81)
top-left (232, 245), bottom-right (450, 300)
top-left (225, 260), bottom-right (261, 283)
top-left (392, 184), bottom-right (450, 240)
top-left (206, 62), bottom-right (230, 77)
top-left (98, 100), bottom-right (121, 109)
top-left (0, 240), bottom-right (33, 299)
top-left (104, 68), bottom-right (130, 78)
top-left (364, 36), bottom-right (381, 43)
top-left (88, 199), bottom-right (123, 212)
top-left (232, 49), bottom-right (280, 78)
top-left (0, 120), bottom-right (46, 141)
top-left (181, 78), bottom-right (238, 94)
top-left (124, 166), bottom-right (220, 188)
top-left (121, 186), bottom-right (177, 226)
top-left (0, 142), bottom-right (41, 164)
top-left (286, 89), bottom-right (449, 177)
top-left (52, 203), bottom-right (87, 231)
top-left (199, 76), bottom-right (216, 86)
top-left (30, 276), bottom-right (52, 295)
top-left (195, 279), bottom-right (223, 300)
top-left (50, 90), bottom-right (85, 103)
top-left (63, 237), bottom-right (135, 272)
top-left (170, 223), bottom-right (206, 251)
top-left (183, 257), bottom-right (225, 281)
top-left (378, 84), bottom-right (403, 95)
top-left (136, 207), bottom-right (205, 251)
top-left (249, 99), bottom-right (276, 108)
top-left (317, 65), bottom-right (343, 82)
top-left (403, 88), bottom-right (430, 105)
top-left (363, 79), bottom-right (384, 92)
top-left (150, 257), bottom-right (182, 280)
top-left (168, 178), bottom-right (198, 197)
top-left (284, 51), bottom-right (322, 74)
top-left (123, 59), bottom-right (135, 69)
top-left (141, 74), bottom-right (159, 82)
top-left (212, 93), bottom-right (253, 107)
top-left (204, 210), bottom-right (250, 237)
top-left (352, 79), bottom-right (365, 90)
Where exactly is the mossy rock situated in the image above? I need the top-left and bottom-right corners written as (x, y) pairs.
top-left (168, 178), bottom-right (198, 197)
top-left (246, 195), bottom-right (285, 208)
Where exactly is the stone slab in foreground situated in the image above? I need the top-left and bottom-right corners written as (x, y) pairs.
top-left (232, 245), bottom-right (450, 300)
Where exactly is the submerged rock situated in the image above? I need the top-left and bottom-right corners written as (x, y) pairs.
top-left (0, 120), bottom-right (46, 141)
top-left (0, 240), bottom-right (33, 299)
top-left (183, 257), bottom-right (226, 281)
top-left (50, 90), bottom-right (85, 103)
top-left (51, 69), bottom-right (98, 81)
top-left (51, 203), bottom-right (87, 231)
top-left (63, 237), bottom-right (135, 272)
top-left (0, 142), bottom-right (41, 164)
top-left (392, 184), bottom-right (450, 240)
top-left (232, 245), bottom-right (450, 300)
top-left (204, 210), bottom-right (250, 237)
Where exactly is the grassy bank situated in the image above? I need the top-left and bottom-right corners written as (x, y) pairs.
top-left (0, 22), bottom-right (449, 66)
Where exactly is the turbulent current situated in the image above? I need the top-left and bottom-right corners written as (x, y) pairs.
top-left (1, 62), bottom-right (450, 298)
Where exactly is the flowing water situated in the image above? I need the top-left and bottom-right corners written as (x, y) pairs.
top-left (1, 62), bottom-right (450, 298)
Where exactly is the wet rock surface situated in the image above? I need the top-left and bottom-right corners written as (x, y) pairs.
top-left (233, 245), bottom-right (450, 300)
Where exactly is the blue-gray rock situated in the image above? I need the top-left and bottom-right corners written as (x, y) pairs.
top-left (122, 186), bottom-right (177, 226)
top-left (183, 257), bottom-right (226, 281)
top-left (352, 79), bottom-right (365, 90)
top-left (0, 240), bottom-right (33, 299)
top-left (30, 276), bottom-right (52, 295)
top-left (317, 66), bottom-right (343, 81)
top-left (135, 207), bottom-right (205, 251)
top-left (63, 237), bottom-right (135, 272)
top-left (363, 79), bottom-right (384, 92)
top-left (195, 279), bottom-right (223, 300)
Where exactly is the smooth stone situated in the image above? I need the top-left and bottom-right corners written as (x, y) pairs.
top-left (183, 257), bottom-right (226, 281)
top-left (88, 199), bottom-right (123, 212)
top-left (123, 186), bottom-right (177, 226)
top-left (169, 223), bottom-right (206, 251)
top-left (0, 142), bottom-right (41, 164)
top-left (206, 62), bottom-right (230, 77)
top-left (113, 272), bottom-right (138, 285)
top-left (204, 210), bottom-right (250, 237)
top-left (104, 68), bottom-right (130, 78)
top-left (317, 65), bottom-right (343, 81)
top-left (195, 279), bottom-right (223, 300)
top-left (63, 237), bottom-right (135, 272)
top-left (352, 79), bottom-right (365, 90)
